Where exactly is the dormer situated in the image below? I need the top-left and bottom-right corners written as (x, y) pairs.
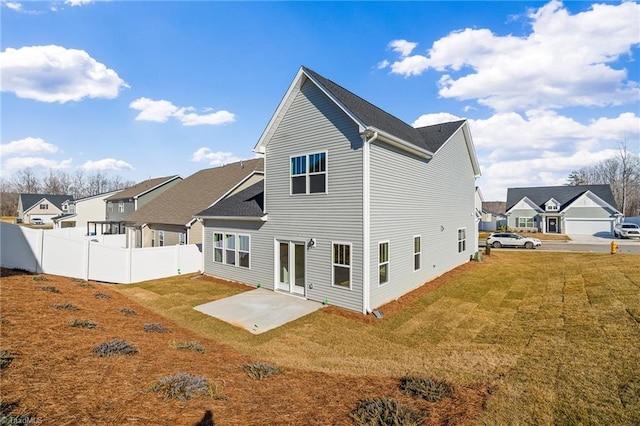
top-left (544, 198), bottom-right (560, 212)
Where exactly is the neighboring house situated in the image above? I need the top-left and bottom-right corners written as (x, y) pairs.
top-left (18, 194), bottom-right (73, 224)
top-left (195, 66), bottom-right (481, 314)
top-left (506, 185), bottom-right (621, 235)
top-left (52, 190), bottom-right (120, 230)
top-left (480, 201), bottom-right (507, 231)
top-left (97, 175), bottom-right (182, 234)
top-left (122, 159), bottom-right (264, 248)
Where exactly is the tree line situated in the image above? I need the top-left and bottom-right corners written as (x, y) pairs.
top-left (566, 141), bottom-right (640, 217)
top-left (0, 169), bottom-right (135, 217)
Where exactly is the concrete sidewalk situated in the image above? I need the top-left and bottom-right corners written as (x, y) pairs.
top-left (194, 288), bottom-right (324, 334)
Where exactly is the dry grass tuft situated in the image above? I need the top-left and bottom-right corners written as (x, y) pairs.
top-left (400, 376), bottom-right (453, 402)
top-left (350, 397), bottom-right (424, 426)
top-left (148, 373), bottom-right (224, 401)
top-left (242, 361), bottom-right (283, 380)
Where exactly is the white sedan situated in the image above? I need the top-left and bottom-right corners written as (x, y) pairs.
top-left (487, 232), bottom-right (542, 249)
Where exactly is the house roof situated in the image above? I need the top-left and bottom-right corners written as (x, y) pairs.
top-left (482, 201), bottom-right (507, 215)
top-left (255, 66), bottom-right (473, 166)
top-left (105, 175), bottom-right (181, 202)
top-left (195, 180), bottom-right (264, 219)
top-left (506, 185), bottom-right (618, 212)
top-left (123, 159), bottom-right (264, 226)
top-left (20, 193), bottom-right (73, 212)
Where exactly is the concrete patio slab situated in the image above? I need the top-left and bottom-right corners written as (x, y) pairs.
top-left (194, 288), bottom-right (324, 334)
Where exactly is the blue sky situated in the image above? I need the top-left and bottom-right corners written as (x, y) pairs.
top-left (1, 0), bottom-right (639, 200)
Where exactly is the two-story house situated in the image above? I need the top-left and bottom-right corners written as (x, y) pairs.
top-left (122, 159), bottom-right (263, 248)
top-left (18, 193), bottom-right (73, 225)
top-left (52, 190), bottom-right (121, 230)
top-left (195, 66), bottom-right (481, 314)
top-left (93, 175), bottom-right (182, 235)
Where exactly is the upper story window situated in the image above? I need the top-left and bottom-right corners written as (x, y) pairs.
top-left (40, 204), bottom-right (48, 210)
top-left (291, 152), bottom-right (327, 195)
top-left (107, 202), bottom-right (113, 213)
top-left (118, 202), bottom-right (125, 213)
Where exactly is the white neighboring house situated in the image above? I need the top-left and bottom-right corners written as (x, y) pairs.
top-left (18, 194), bottom-right (73, 225)
top-left (52, 190), bottom-right (120, 231)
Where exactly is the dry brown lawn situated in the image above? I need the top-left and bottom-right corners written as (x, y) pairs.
top-left (0, 268), bottom-right (486, 425)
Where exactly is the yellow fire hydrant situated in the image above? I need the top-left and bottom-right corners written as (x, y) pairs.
top-left (610, 240), bottom-right (618, 254)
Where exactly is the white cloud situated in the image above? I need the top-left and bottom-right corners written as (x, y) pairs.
top-left (0, 137), bottom-right (58, 156)
top-left (412, 112), bottom-right (463, 127)
top-left (130, 97), bottom-right (235, 126)
top-left (80, 158), bottom-right (134, 171)
top-left (388, 39), bottom-right (417, 57)
top-left (0, 45), bottom-right (128, 103)
top-left (4, 2), bottom-right (22, 11)
top-left (376, 60), bottom-right (389, 70)
top-left (383, 1), bottom-right (640, 111)
top-left (65, 0), bottom-right (92, 6)
top-left (3, 156), bottom-right (73, 172)
top-left (191, 148), bottom-right (242, 166)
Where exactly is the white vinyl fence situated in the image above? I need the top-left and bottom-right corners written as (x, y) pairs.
top-left (0, 222), bottom-right (202, 283)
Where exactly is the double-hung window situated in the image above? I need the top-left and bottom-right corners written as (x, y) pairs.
top-left (107, 202), bottom-right (113, 213)
top-left (457, 228), bottom-right (466, 253)
top-left (238, 235), bottom-right (250, 268)
top-left (225, 233), bottom-right (236, 266)
top-left (40, 204), bottom-right (48, 210)
top-left (178, 232), bottom-right (186, 245)
top-left (332, 243), bottom-right (351, 288)
top-left (517, 217), bottom-right (534, 228)
top-left (213, 233), bottom-right (223, 263)
top-left (158, 231), bottom-right (164, 247)
top-left (413, 236), bottom-right (421, 271)
top-left (379, 242), bottom-right (389, 285)
top-left (118, 202), bottom-right (124, 213)
top-left (151, 230), bottom-right (155, 247)
top-left (291, 152), bottom-right (327, 194)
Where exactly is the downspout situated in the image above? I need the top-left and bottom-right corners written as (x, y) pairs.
top-left (362, 130), bottom-right (378, 314)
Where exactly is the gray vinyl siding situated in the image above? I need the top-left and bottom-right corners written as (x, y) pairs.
top-left (564, 206), bottom-right (616, 218)
top-left (201, 80), bottom-right (364, 312)
top-left (369, 129), bottom-right (477, 309)
top-left (106, 200), bottom-right (134, 221)
top-left (137, 178), bottom-right (181, 209)
top-left (202, 220), bottom-right (271, 287)
top-left (508, 208), bottom-right (540, 228)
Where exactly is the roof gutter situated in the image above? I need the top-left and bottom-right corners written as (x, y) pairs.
top-left (366, 126), bottom-right (433, 159)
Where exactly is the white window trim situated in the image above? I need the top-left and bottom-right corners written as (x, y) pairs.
top-left (289, 150), bottom-right (328, 195)
top-left (107, 202), bottom-right (113, 213)
top-left (331, 241), bottom-right (352, 290)
top-left (517, 217), bottom-right (535, 228)
top-left (213, 231), bottom-right (250, 269)
top-left (224, 233), bottom-right (236, 266)
top-left (378, 240), bottom-right (389, 286)
top-left (151, 230), bottom-right (156, 247)
top-left (457, 227), bottom-right (466, 253)
top-left (118, 201), bottom-right (124, 213)
top-left (158, 231), bottom-right (164, 247)
top-left (413, 235), bottom-right (421, 272)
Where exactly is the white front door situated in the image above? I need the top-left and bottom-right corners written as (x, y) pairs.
top-left (276, 241), bottom-right (306, 296)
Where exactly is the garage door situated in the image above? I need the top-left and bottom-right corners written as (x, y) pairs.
top-left (564, 219), bottom-right (614, 235)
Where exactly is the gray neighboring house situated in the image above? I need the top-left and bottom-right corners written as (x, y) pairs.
top-left (480, 201), bottom-right (507, 231)
top-left (506, 184), bottom-right (621, 235)
top-left (122, 159), bottom-right (263, 248)
top-left (94, 175), bottom-right (182, 235)
top-left (18, 193), bottom-right (73, 224)
top-left (195, 66), bottom-right (481, 314)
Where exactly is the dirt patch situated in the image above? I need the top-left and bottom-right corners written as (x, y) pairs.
top-left (0, 269), bottom-right (488, 425)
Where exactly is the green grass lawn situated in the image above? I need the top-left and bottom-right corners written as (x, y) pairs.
top-left (114, 251), bottom-right (640, 424)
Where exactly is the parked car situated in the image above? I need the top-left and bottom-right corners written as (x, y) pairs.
top-left (30, 218), bottom-right (43, 225)
top-left (613, 222), bottom-right (640, 239)
top-left (486, 232), bottom-right (542, 249)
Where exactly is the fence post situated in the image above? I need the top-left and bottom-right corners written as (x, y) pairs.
top-left (83, 239), bottom-right (90, 281)
top-left (37, 229), bottom-right (44, 274)
top-left (127, 246), bottom-right (133, 284)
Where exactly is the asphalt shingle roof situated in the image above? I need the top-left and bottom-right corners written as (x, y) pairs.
top-left (196, 180), bottom-right (264, 218)
top-left (123, 159), bottom-right (264, 226)
top-left (20, 194), bottom-right (73, 211)
top-left (506, 184), bottom-right (618, 212)
top-left (105, 175), bottom-right (180, 202)
top-left (303, 67), bottom-right (464, 154)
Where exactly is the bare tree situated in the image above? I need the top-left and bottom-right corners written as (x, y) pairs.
top-left (41, 170), bottom-right (73, 195)
top-left (0, 178), bottom-right (18, 216)
top-left (12, 169), bottom-right (41, 194)
top-left (566, 139), bottom-right (640, 216)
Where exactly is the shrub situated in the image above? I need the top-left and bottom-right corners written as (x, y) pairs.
top-left (143, 323), bottom-right (168, 333)
top-left (0, 350), bottom-right (17, 370)
top-left (32, 275), bottom-right (48, 281)
top-left (40, 285), bottom-right (60, 293)
top-left (149, 373), bottom-right (221, 401)
top-left (119, 307), bottom-right (137, 316)
top-left (242, 362), bottom-right (283, 380)
top-left (399, 376), bottom-right (453, 402)
top-left (69, 319), bottom-right (97, 329)
top-left (169, 340), bottom-right (205, 354)
top-left (94, 292), bottom-right (111, 299)
top-left (74, 279), bottom-right (93, 288)
top-left (350, 397), bottom-right (422, 426)
top-left (52, 302), bottom-right (79, 311)
top-left (92, 339), bottom-right (138, 357)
